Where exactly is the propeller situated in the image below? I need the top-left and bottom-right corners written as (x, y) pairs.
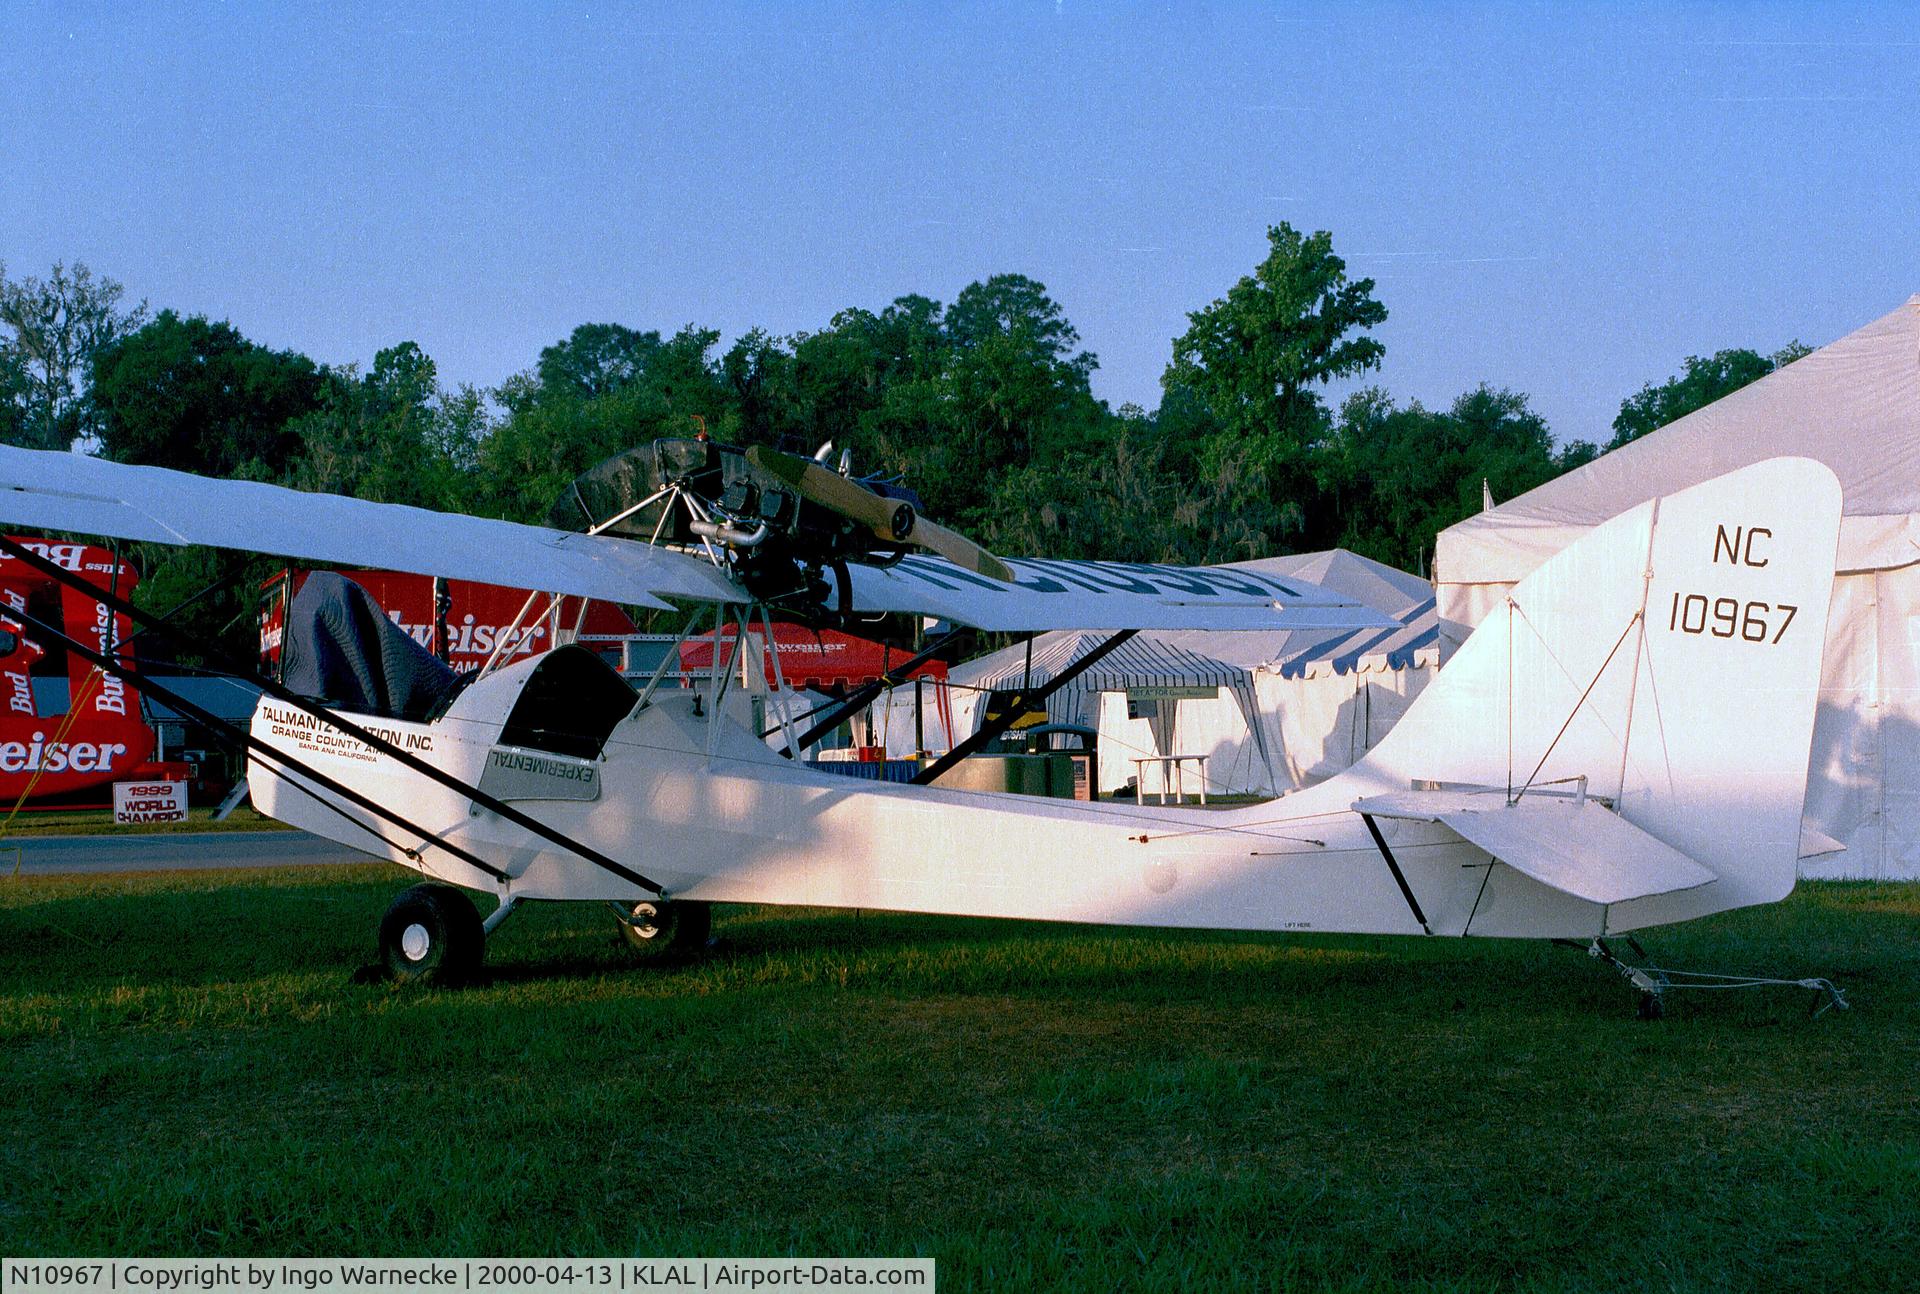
top-left (746, 445), bottom-right (1015, 583)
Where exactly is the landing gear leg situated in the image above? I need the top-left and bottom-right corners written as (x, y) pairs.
top-left (483, 895), bottom-right (520, 936)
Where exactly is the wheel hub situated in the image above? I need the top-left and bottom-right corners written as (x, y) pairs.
top-left (400, 922), bottom-right (431, 961)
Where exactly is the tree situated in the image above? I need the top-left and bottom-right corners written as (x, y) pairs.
top-left (474, 383), bottom-right (665, 523)
top-left (793, 277), bottom-right (1107, 541)
top-left (796, 297), bottom-right (949, 476)
top-left (288, 342), bottom-right (476, 510)
top-left (533, 323), bottom-right (662, 404)
top-left (868, 295), bottom-right (947, 380)
top-left (943, 277), bottom-right (1104, 525)
top-left (478, 323), bottom-right (733, 524)
top-left (1609, 343), bottom-right (1811, 449)
top-left (0, 260), bottom-right (147, 449)
top-left (721, 327), bottom-right (797, 446)
top-left (788, 315), bottom-right (885, 449)
top-left (90, 311), bottom-right (326, 476)
top-left (1554, 438), bottom-right (1602, 474)
top-left (641, 324), bottom-right (730, 428)
top-left (0, 333), bottom-right (28, 447)
top-left (1316, 385), bottom-right (1575, 571)
top-left (1164, 224), bottom-right (1386, 443)
top-left (947, 274), bottom-right (1094, 380)
top-left (1161, 224), bottom-right (1387, 554)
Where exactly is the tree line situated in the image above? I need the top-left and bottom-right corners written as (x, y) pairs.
top-left (0, 230), bottom-right (1805, 655)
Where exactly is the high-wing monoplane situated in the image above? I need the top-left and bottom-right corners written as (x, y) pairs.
top-left (0, 438), bottom-right (1847, 1015)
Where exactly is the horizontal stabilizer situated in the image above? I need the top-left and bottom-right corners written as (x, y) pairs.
top-left (1353, 790), bottom-right (1717, 906)
top-left (0, 447), bottom-right (744, 610)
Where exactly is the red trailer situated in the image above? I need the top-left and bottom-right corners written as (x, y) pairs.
top-left (678, 621), bottom-right (948, 691)
top-left (260, 570), bottom-right (638, 674)
top-left (0, 537), bottom-right (177, 804)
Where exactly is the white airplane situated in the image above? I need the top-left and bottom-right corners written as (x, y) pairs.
top-left (0, 442), bottom-right (1845, 1014)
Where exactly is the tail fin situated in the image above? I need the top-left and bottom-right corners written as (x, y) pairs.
top-left (1359, 458), bottom-right (1841, 914)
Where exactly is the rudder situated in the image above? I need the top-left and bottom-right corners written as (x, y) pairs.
top-left (1357, 458), bottom-right (1841, 918)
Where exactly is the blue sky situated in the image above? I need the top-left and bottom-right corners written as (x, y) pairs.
top-left (4, 1), bottom-right (1916, 446)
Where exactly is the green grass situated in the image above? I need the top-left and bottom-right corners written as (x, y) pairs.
top-left (0, 805), bottom-right (293, 837)
top-left (1, 867), bottom-right (1916, 1291)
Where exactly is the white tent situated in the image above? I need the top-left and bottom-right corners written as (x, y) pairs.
top-left (1435, 294), bottom-right (1920, 879)
top-left (874, 550), bottom-right (1439, 797)
top-left (1256, 591), bottom-right (1440, 787)
top-left (1161, 552), bottom-right (1439, 791)
top-left (924, 631), bottom-right (1282, 795)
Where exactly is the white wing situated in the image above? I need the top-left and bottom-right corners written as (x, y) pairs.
top-left (0, 447), bottom-right (1398, 632)
top-left (0, 446), bottom-right (742, 610)
top-left (843, 554), bottom-right (1398, 632)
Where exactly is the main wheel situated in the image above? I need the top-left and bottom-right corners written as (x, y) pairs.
top-left (379, 883), bottom-right (485, 985)
top-left (619, 898), bottom-right (712, 961)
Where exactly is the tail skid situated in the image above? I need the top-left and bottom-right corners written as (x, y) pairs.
top-left (1576, 938), bottom-right (1851, 1021)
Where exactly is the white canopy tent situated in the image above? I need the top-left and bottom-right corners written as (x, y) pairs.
top-left (1257, 592), bottom-right (1440, 788)
top-left (1132, 551), bottom-right (1439, 791)
top-left (923, 631), bottom-right (1283, 796)
top-left (1435, 294), bottom-right (1920, 879)
top-left (1135, 549), bottom-right (1431, 666)
top-left (874, 549), bottom-right (1438, 797)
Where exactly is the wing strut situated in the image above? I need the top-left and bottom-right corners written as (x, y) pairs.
top-left (910, 630), bottom-right (1137, 786)
top-left (1358, 812), bottom-right (1434, 936)
top-left (761, 630), bottom-right (965, 756)
top-left (0, 536), bottom-right (666, 896)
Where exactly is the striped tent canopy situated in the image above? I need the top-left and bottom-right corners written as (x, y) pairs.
top-left (1271, 595), bottom-right (1440, 679)
top-left (961, 631), bottom-right (1251, 695)
top-left (949, 631), bottom-right (1275, 781)
top-left (1139, 549), bottom-right (1432, 671)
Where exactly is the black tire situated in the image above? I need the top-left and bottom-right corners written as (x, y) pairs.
top-left (379, 883), bottom-right (485, 985)
top-left (1637, 991), bottom-right (1665, 1021)
top-left (619, 898), bottom-right (712, 960)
